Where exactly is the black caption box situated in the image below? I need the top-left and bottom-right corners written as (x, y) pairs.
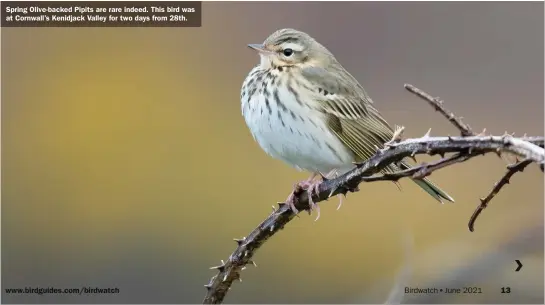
top-left (1, 1), bottom-right (202, 27)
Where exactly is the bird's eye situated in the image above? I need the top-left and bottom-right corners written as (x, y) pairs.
top-left (283, 48), bottom-right (293, 57)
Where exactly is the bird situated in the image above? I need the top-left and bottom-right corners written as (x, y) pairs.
top-left (240, 28), bottom-right (454, 220)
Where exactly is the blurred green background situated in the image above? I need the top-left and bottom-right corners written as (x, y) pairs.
top-left (1, 1), bottom-right (543, 304)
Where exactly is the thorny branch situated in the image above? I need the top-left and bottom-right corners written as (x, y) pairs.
top-left (202, 84), bottom-right (544, 304)
top-left (467, 159), bottom-right (534, 232)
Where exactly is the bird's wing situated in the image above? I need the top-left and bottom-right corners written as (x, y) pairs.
top-left (301, 66), bottom-right (395, 164)
top-left (301, 66), bottom-right (371, 117)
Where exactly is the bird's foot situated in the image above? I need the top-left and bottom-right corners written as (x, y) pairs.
top-left (306, 180), bottom-right (321, 221)
top-left (285, 186), bottom-right (302, 215)
top-left (284, 173), bottom-right (322, 220)
top-left (306, 169), bottom-right (342, 220)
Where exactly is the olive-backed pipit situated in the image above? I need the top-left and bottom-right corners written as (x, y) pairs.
top-left (241, 28), bottom-right (454, 219)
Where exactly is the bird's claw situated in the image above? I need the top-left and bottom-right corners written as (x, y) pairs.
top-left (285, 191), bottom-right (300, 215)
top-left (306, 182), bottom-right (321, 221)
top-left (284, 169), bottom-right (342, 220)
top-left (284, 174), bottom-right (323, 220)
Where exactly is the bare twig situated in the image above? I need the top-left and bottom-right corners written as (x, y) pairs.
top-left (468, 159), bottom-right (534, 232)
top-left (404, 84), bottom-right (474, 136)
top-left (202, 85), bottom-right (543, 304)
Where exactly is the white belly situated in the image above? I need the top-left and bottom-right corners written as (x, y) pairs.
top-left (241, 67), bottom-right (354, 174)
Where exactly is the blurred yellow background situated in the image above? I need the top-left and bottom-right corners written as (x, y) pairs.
top-left (1, 2), bottom-right (543, 303)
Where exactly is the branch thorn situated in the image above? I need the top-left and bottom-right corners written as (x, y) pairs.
top-left (209, 260), bottom-right (226, 272)
top-left (423, 128), bottom-right (432, 139)
top-left (233, 237), bottom-right (245, 245)
top-left (385, 125), bottom-right (405, 147)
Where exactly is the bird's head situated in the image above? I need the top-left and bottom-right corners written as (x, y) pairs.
top-left (248, 28), bottom-right (334, 69)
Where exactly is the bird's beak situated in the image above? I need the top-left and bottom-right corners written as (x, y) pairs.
top-left (247, 44), bottom-right (271, 54)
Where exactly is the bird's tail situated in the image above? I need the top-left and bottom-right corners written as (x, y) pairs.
top-left (397, 161), bottom-right (455, 203)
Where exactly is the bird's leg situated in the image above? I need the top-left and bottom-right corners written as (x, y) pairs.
top-left (285, 173), bottom-right (319, 215)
